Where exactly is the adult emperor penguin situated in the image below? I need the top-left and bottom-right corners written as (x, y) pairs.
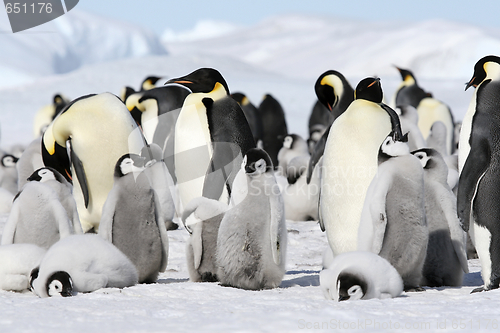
top-left (393, 66), bottom-right (455, 155)
top-left (258, 94), bottom-right (288, 169)
top-left (216, 148), bottom-right (287, 290)
top-left (1, 167), bottom-right (82, 249)
top-left (165, 68), bottom-right (255, 209)
top-left (41, 93), bottom-right (146, 232)
top-left (182, 196), bottom-right (228, 282)
top-left (320, 77), bottom-right (402, 255)
top-left (99, 153), bottom-right (169, 283)
top-left (320, 251), bottom-right (403, 301)
top-left (231, 92), bottom-right (264, 144)
top-left (0, 244), bottom-right (46, 292)
top-left (31, 234), bottom-right (138, 297)
top-left (458, 55), bottom-right (500, 292)
top-left (412, 148), bottom-right (468, 287)
top-left (306, 70), bottom-right (355, 184)
top-left (358, 131), bottom-right (427, 291)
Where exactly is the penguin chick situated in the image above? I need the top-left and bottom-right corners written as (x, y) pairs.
top-left (412, 148), bottom-right (468, 287)
top-left (320, 251), bottom-right (403, 301)
top-left (358, 130), bottom-right (428, 291)
top-left (0, 154), bottom-right (19, 195)
top-left (31, 234), bottom-right (138, 297)
top-left (277, 134), bottom-right (309, 177)
top-left (1, 167), bottom-right (82, 249)
top-left (182, 196), bottom-right (228, 282)
top-left (217, 148), bottom-right (287, 290)
top-left (99, 153), bottom-right (169, 283)
top-left (0, 244), bottom-right (46, 292)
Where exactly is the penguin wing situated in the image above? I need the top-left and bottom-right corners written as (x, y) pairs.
top-left (269, 178), bottom-right (285, 266)
top-left (307, 128), bottom-right (329, 184)
top-left (152, 189), bottom-right (170, 272)
top-left (358, 167), bottom-right (392, 254)
top-left (435, 184), bottom-right (469, 273)
top-left (0, 200), bottom-right (20, 244)
top-left (69, 141), bottom-right (90, 208)
top-left (98, 188), bottom-right (119, 242)
top-left (457, 135), bottom-right (491, 232)
top-left (190, 221), bottom-right (203, 270)
top-left (49, 198), bottom-right (74, 239)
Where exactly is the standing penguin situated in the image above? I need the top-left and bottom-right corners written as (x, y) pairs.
top-left (358, 131), bottom-right (427, 291)
top-left (182, 196), bottom-right (228, 282)
top-left (412, 148), bottom-right (468, 287)
top-left (216, 148), bottom-right (287, 290)
top-left (165, 68), bottom-right (255, 209)
top-left (258, 94), bottom-right (288, 169)
top-left (320, 77), bottom-right (402, 255)
top-left (99, 153), bottom-right (169, 283)
top-left (1, 167), bottom-right (82, 249)
top-left (41, 93), bottom-right (146, 232)
top-left (458, 55), bottom-right (500, 292)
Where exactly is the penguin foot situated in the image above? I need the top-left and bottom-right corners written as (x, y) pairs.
top-left (471, 286), bottom-right (486, 294)
top-left (405, 286), bottom-right (425, 292)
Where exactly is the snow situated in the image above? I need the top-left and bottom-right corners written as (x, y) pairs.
top-left (0, 11), bottom-right (499, 333)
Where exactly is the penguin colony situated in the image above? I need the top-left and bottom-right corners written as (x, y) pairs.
top-left (0, 55), bottom-right (497, 301)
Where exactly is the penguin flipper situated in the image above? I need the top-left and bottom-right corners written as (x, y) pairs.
top-left (152, 190), bottom-right (169, 272)
top-left (98, 189), bottom-right (118, 242)
top-left (202, 142), bottom-right (241, 201)
top-left (307, 128), bottom-right (329, 184)
top-left (69, 141), bottom-right (90, 208)
top-left (0, 202), bottom-right (20, 244)
top-left (269, 179), bottom-right (285, 266)
top-left (457, 137), bottom-right (491, 232)
top-left (50, 199), bottom-right (74, 239)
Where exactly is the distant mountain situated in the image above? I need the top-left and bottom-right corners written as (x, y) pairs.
top-left (0, 10), bottom-right (166, 88)
top-left (162, 14), bottom-right (500, 80)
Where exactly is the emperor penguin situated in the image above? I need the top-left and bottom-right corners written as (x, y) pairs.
top-left (165, 68), bottom-right (255, 210)
top-left (320, 77), bottom-right (402, 256)
top-left (16, 137), bottom-right (44, 191)
top-left (277, 134), bottom-right (309, 176)
top-left (126, 85), bottom-right (191, 182)
top-left (231, 92), bottom-right (264, 144)
top-left (458, 55), bottom-right (500, 292)
top-left (99, 153), bottom-right (169, 283)
top-left (393, 66), bottom-right (455, 155)
top-left (31, 234), bottom-right (138, 297)
top-left (0, 154), bottom-right (19, 195)
top-left (0, 244), bottom-right (46, 292)
top-left (32, 93), bottom-right (70, 138)
top-left (306, 70), bottom-right (355, 184)
top-left (358, 130), bottom-right (428, 291)
top-left (411, 148), bottom-right (468, 287)
top-left (257, 94), bottom-right (288, 169)
top-left (1, 167), bottom-right (82, 249)
top-left (182, 196), bottom-right (228, 282)
top-left (41, 93), bottom-right (146, 232)
top-left (216, 148), bottom-right (287, 290)
top-left (320, 251), bottom-right (403, 301)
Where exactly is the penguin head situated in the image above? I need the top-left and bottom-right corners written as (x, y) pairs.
top-left (166, 68), bottom-right (230, 95)
top-left (243, 148), bottom-right (273, 176)
top-left (315, 70), bottom-right (346, 111)
top-left (115, 153), bottom-right (146, 178)
top-left (283, 135), bottom-right (295, 149)
top-left (231, 92), bottom-right (250, 106)
top-left (411, 148), bottom-right (448, 182)
top-left (354, 77), bottom-right (383, 103)
top-left (52, 94), bottom-right (69, 120)
top-left (394, 66), bottom-right (417, 85)
top-left (466, 55), bottom-right (500, 90)
top-left (337, 272), bottom-right (367, 301)
top-left (378, 130), bottom-right (409, 164)
top-left (141, 76), bottom-right (163, 91)
top-left (46, 271), bottom-right (73, 297)
top-left (120, 86), bottom-right (136, 102)
top-left (28, 167), bottom-right (65, 183)
top-left (1, 154), bottom-right (18, 167)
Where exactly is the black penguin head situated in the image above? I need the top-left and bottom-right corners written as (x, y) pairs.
top-left (243, 148), bottom-right (273, 176)
top-left (28, 167), bottom-right (65, 183)
top-left (337, 272), bottom-right (367, 301)
top-left (141, 76), bottom-right (163, 91)
top-left (46, 271), bottom-right (73, 297)
top-left (231, 92), bottom-right (248, 105)
top-left (314, 70), bottom-right (346, 111)
top-left (114, 153), bottom-right (146, 177)
top-left (394, 66), bottom-right (417, 85)
top-left (466, 55), bottom-right (500, 90)
top-left (166, 68), bottom-right (230, 95)
top-left (354, 77), bottom-right (383, 103)
top-left (1, 154), bottom-right (18, 167)
top-left (378, 130), bottom-right (409, 164)
top-left (52, 94), bottom-right (69, 119)
top-left (120, 86), bottom-right (136, 102)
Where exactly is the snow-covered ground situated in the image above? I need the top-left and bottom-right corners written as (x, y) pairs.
top-left (1, 10), bottom-right (500, 333)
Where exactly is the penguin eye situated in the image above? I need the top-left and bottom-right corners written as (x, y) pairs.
top-left (416, 154), bottom-right (423, 159)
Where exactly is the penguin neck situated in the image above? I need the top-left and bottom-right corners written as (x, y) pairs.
top-left (484, 62), bottom-right (500, 81)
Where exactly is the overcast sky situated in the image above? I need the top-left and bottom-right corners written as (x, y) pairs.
top-left (76, 0), bottom-right (500, 35)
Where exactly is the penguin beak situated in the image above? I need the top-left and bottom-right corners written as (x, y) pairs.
top-left (166, 79), bottom-right (193, 85)
top-left (465, 77), bottom-right (476, 91)
top-left (338, 295), bottom-right (349, 302)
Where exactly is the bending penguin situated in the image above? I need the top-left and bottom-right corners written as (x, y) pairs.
top-left (216, 148), bottom-right (287, 290)
top-left (165, 68), bottom-right (255, 209)
top-left (99, 153), bottom-right (169, 283)
top-left (320, 77), bottom-right (402, 255)
top-left (358, 130), bottom-right (428, 291)
top-left (1, 167), bottom-right (82, 249)
top-left (412, 148), bottom-right (468, 287)
top-left (458, 55), bottom-right (500, 292)
top-left (320, 251), bottom-right (403, 301)
top-left (31, 234), bottom-right (138, 297)
top-left (41, 93), bottom-right (146, 232)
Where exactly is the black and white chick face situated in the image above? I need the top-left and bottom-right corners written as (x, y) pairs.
top-left (283, 135), bottom-right (294, 150)
top-left (1, 154), bottom-right (18, 168)
top-left (46, 271), bottom-right (73, 297)
top-left (243, 148), bottom-right (273, 177)
top-left (380, 134), bottom-right (410, 158)
top-left (337, 272), bottom-right (367, 301)
top-left (28, 167), bottom-right (58, 183)
top-left (114, 154), bottom-right (146, 177)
